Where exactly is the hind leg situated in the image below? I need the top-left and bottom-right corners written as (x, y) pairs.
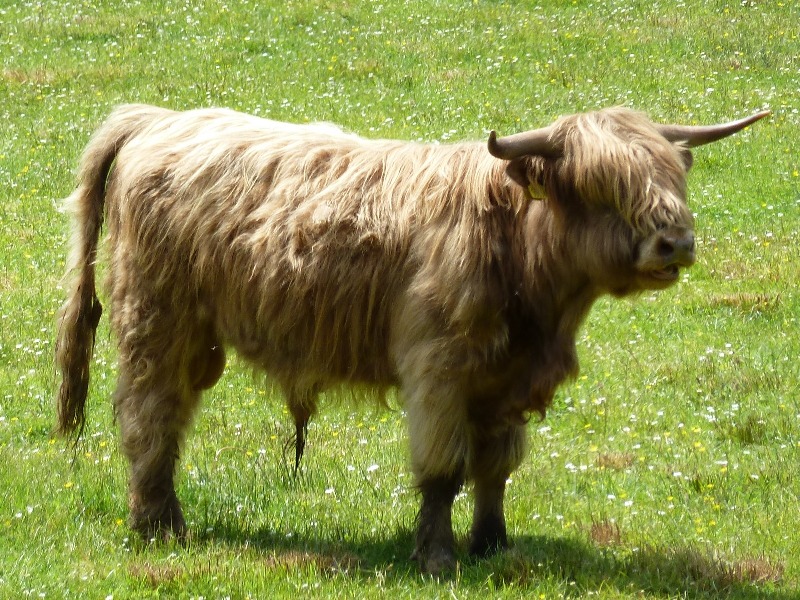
top-left (115, 370), bottom-right (197, 540)
top-left (112, 300), bottom-right (212, 540)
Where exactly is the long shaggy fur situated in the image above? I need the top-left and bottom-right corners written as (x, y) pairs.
top-left (55, 104), bottom-right (699, 568)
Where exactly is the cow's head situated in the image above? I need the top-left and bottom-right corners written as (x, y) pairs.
top-left (489, 108), bottom-right (769, 295)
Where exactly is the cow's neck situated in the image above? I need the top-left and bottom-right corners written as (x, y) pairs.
top-left (495, 206), bottom-right (601, 418)
top-left (516, 204), bottom-right (600, 338)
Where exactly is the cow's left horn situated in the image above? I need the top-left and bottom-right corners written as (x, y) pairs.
top-left (488, 126), bottom-right (561, 160)
top-left (657, 110), bottom-right (770, 147)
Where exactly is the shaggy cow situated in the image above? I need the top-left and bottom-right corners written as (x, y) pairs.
top-left (55, 104), bottom-right (767, 573)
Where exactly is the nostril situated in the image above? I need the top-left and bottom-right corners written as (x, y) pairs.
top-left (657, 229), bottom-right (694, 256)
top-left (657, 238), bottom-right (675, 258)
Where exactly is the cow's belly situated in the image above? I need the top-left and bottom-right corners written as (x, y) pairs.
top-left (211, 281), bottom-right (398, 389)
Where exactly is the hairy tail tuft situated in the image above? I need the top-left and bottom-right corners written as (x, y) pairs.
top-left (55, 104), bottom-right (170, 438)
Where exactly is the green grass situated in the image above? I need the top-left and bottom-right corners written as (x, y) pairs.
top-left (1, 0), bottom-right (798, 597)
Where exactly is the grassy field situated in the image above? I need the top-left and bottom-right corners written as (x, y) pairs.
top-left (1, 0), bottom-right (798, 597)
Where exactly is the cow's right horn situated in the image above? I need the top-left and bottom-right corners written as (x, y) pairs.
top-left (488, 126), bottom-right (561, 160)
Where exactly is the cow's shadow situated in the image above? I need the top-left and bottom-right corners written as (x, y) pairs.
top-left (200, 525), bottom-right (795, 599)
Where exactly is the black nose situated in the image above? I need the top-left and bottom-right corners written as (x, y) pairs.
top-left (656, 227), bottom-right (695, 267)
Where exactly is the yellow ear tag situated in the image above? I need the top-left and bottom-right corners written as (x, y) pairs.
top-left (527, 182), bottom-right (546, 201)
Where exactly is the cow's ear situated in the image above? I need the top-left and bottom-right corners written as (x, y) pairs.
top-left (680, 148), bottom-right (694, 171)
top-left (506, 158), bottom-right (547, 200)
top-left (505, 158), bottom-right (529, 188)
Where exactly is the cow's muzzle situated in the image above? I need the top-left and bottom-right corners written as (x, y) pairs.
top-left (636, 226), bottom-right (696, 287)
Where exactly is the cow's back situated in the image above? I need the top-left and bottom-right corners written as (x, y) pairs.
top-left (102, 108), bottom-right (518, 389)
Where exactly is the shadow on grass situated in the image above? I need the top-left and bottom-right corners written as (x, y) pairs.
top-left (198, 524), bottom-right (794, 599)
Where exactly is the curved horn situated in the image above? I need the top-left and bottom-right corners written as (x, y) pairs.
top-left (487, 126), bottom-right (561, 160)
top-left (657, 110), bottom-right (770, 147)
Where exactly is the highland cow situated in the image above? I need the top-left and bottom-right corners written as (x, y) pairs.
top-left (55, 104), bottom-right (767, 573)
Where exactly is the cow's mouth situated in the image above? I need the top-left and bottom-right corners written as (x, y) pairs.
top-left (648, 265), bottom-right (680, 281)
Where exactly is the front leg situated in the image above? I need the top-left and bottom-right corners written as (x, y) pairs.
top-left (468, 423), bottom-right (528, 556)
top-left (402, 371), bottom-right (469, 574)
top-left (469, 475), bottom-right (508, 556)
top-left (412, 474), bottom-right (464, 574)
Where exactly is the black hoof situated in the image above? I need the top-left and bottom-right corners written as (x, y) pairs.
top-left (411, 546), bottom-right (457, 575)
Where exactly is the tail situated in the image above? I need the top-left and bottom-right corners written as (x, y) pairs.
top-left (55, 104), bottom-right (171, 438)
